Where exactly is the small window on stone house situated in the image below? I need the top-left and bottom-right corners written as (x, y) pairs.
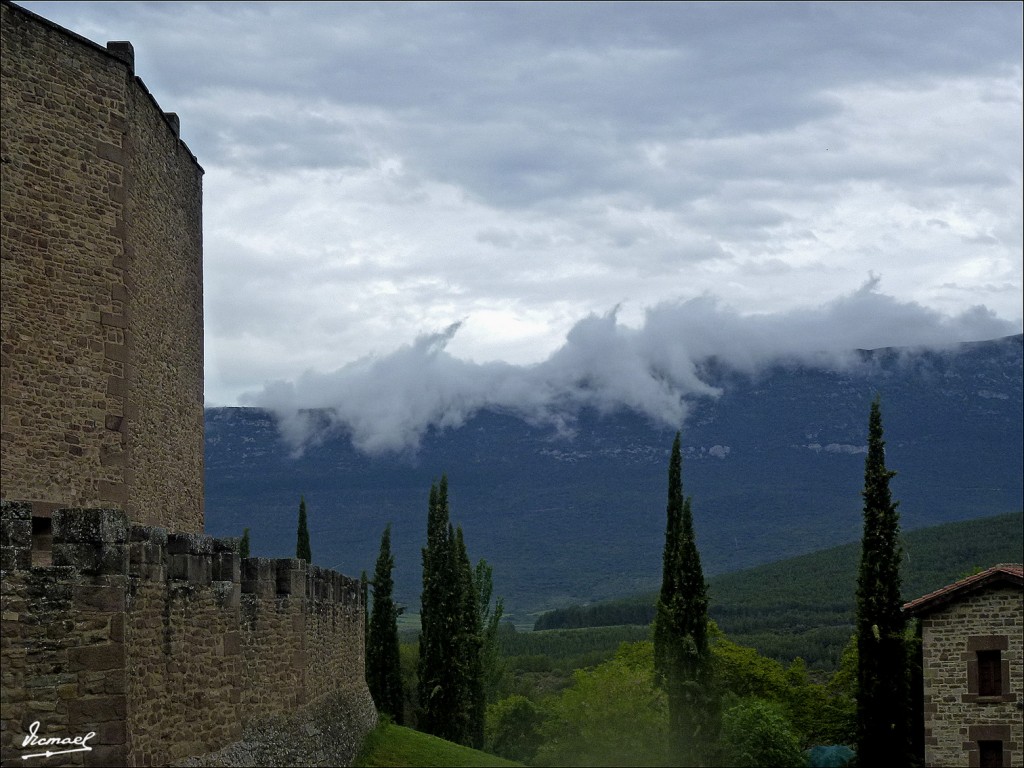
top-left (978, 740), bottom-right (1004, 768)
top-left (977, 650), bottom-right (1002, 696)
top-left (966, 636), bottom-right (1010, 702)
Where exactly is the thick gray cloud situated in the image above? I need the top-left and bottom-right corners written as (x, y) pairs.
top-left (19, 1), bottom-right (1023, 412)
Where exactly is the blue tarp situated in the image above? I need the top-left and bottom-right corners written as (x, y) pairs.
top-left (805, 744), bottom-right (856, 767)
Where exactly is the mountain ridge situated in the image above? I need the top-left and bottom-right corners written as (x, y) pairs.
top-left (205, 334), bottom-right (1022, 619)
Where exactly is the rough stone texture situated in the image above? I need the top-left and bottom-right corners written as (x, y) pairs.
top-left (1, 507), bottom-right (376, 767)
top-left (916, 585), bottom-right (1023, 767)
top-left (172, 688), bottom-right (378, 768)
top-left (1, 7), bottom-right (376, 765)
top-left (0, 0), bottom-right (204, 533)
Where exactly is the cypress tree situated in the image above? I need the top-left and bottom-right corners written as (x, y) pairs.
top-left (367, 525), bottom-right (404, 724)
top-left (654, 432), bottom-right (711, 766)
top-left (296, 495), bottom-right (312, 563)
top-left (855, 396), bottom-right (910, 764)
top-left (475, 558), bottom-right (505, 703)
top-left (455, 526), bottom-right (485, 749)
top-left (417, 476), bottom-right (487, 747)
top-left (418, 477), bottom-right (457, 739)
top-left (239, 528), bottom-right (250, 559)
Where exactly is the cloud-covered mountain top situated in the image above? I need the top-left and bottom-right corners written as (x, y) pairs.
top-left (244, 279), bottom-right (1019, 454)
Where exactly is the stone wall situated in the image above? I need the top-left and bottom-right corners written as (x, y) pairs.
top-left (0, 1), bottom-right (204, 532)
top-left (919, 584), bottom-right (1023, 767)
top-left (0, 502), bottom-right (377, 767)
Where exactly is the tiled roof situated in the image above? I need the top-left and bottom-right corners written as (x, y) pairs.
top-left (902, 563), bottom-right (1023, 616)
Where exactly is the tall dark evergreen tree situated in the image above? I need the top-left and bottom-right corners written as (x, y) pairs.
top-left (455, 526), bottom-right (485, 749)
top-left (295, 495), bottom-right (312, 563)
top-left (367, 525), bottom-right (404, 724)
top-left (855, 396), bottom-right (910, 764)
top-left (238, 528), bottom-right (251, 559)
top-left (418, 477), bottom-right (458, 739)
top-left (417, 476), bottom-right (487, 747)
top-left (654, 432), bottom-right (712, 766)
top-left (475, 558), bottom-right (505, 703)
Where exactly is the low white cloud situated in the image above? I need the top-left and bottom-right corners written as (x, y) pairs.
top-left (243, 278), bottom-right (1018, 454)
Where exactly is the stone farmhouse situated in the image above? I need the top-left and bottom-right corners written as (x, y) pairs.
top-left (903, 563), bottom-right (1023, 768)
top-left (1, 2), bottom-right (376, 765)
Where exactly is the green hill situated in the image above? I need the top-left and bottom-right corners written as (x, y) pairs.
top-left (533, 510), bottom-right (1024, 670)
top-left (355, 721), bottom-right (520, 767)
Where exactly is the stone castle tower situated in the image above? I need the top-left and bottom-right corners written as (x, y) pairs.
top-left (1, 4), bottom-right (375, 765)
top-left (1, 0), bottom-right (204, 535)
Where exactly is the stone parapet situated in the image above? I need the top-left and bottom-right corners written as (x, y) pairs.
top-left (0, 505), bottom-right (370, 767)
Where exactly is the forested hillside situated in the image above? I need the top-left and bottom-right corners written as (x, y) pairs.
top-left (534, 511), bottom-right (1024, 669)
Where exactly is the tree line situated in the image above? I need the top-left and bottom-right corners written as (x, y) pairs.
top-left (365, 474), bottom-right (503, 750)
top-left (645, 395), bottom-right (914, 765)
top-left (261, 396), bottom-right (917, 765)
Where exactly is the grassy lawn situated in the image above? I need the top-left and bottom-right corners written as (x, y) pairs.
top-left (354, 721), bottom-right (521, 767)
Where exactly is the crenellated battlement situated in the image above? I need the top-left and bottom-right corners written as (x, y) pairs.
top-left (2, 502), bottom-right (361, 605)
top-left (0, 501), bottom-right (373, 766)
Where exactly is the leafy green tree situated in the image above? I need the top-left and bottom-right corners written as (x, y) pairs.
top-left (855, 397), bottom-right (910, 764)
top-left (536, 641), bottom-right (669, 767)
top-left (238, 528), bottom-right (250, 559)
top-left (295, 495), bottom-right (312, 563)
top-left (367, 524), bottom-right (404, 724)
top-left (654, 432), bottom-right (713, 765)
top-left (708, 625), bottom-right (851, 750)
top-left (484, 695), bottom-right (545, 763)
top-left (719, 698), bottom-right (804, 768)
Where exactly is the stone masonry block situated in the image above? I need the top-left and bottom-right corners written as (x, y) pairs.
top-left (213, 579), bottom-right (239, 609)
top-left (275, 558), bottom-right (308, 598)
top-left (166, 532), bottom-right (213, 556)
top-left (52, 509), bottom-right (129, 545)
top-left (1, 501), bottom-right (33, 571)
top-left (73, 581), bottom-right (127, 613)
top-left (222, 631), bottom-right (240, 656)
top-left (169, 553), bottom-right (211, 585)
top-left (128, 524), bottom-right (167, 579)
top-left (52, 542), bottom-right (128, 576)
top-left (213, 536), bottom-right (240, 554)
top-left (1, 500), bottom-right (33, 544)
top-left (68, 643), bottom-right (125, 672)
top-left (241, 558), bottom-right (276, 599)
top-left (67, 694), bottom-right (127, 726)
top-left (211, 551), bottom-right (239, 583)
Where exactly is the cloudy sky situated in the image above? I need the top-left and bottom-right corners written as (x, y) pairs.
top-left (21, 1), bottom-right (1024, 450)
